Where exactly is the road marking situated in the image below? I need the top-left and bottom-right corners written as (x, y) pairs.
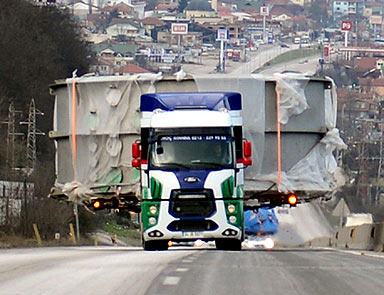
top-left (176, 268), bottom-right (189, 272)
top-left (182, 259), bottom-right (193, 263)
top-left (163, 276), bottom-right (180, 286)
top-left (340, 250), bottom-right (384, 259)
top-left (319, 247), bottom-right (384, 259)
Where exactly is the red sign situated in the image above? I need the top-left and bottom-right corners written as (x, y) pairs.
top-left (171, 23), bottom-right (188, 35)
top-left (341, 20), bottom-right (353, 31)
top-left (324, 44), bottom-right (330, 57)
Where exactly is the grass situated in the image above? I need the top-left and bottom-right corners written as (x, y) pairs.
top-left (0, 233), bottom-right (90, 248)
top-left (255, 46), bottom-right (322, 73)
top-left (103, 221), bottom-right (141, 246)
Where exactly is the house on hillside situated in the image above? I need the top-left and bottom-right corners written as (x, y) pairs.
top-left (101, 1), bottom-right (146, 18)
top-left (116, 64), bottom-right (152, 75)
top-left (155, 3), bottom-right (179, 14)
top-left (139, 17), bottom-right (166, 40)
top-left (331, 0), bottom-right (365, 20)
top-left (337, 88), bottom-right (381, 136)
top-left (184, 0), bottom-right (217, 20)
top-left (358, 77), bottom-right (384, 97)
top-left (68, 1), bottom-right (100, 20)
top-left (353, 57), bottom-right (384, 78)
top-left (91, 43), bottom-right (137, 58)
top-left (106, 18), bottom-right (143, 41)
top-left (90, 43), bottom-right (137, 71)
top-left (90, 57), bottom-right (115, 75)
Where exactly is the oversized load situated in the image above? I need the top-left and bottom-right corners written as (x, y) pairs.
top-left (49, 72), bottom-right (346, 211)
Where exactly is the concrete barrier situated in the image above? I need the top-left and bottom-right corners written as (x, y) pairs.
top-left (346, 223), bottom-right (375, 250)
top-left (309, 237), bottom-right (332, 247)
top-left (372, 222), bottom-right (384, 252)
top-left (306, 222), bottom-right (384, 252)
top-left (334, 226), bottom-right (354, 249)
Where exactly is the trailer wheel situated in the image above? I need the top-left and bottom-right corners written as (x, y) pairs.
top-left (215, 239), bottom-right (242, 251)
top-left (143, 240), bottom-right (169, 251)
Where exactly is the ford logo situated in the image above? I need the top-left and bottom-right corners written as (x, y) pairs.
top-left (184, 177), bottom-right (200, 183)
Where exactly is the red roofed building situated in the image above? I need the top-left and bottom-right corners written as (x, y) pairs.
top-left (155, 3), bottom-right (178, 12)
top-left (140, 17), bottom-right (166, 37)
top-left (358, 78), bottom-right (384, 96)
top-left (100, 2), bottom-right (135, 15)
top-left (354, 57), bottom-right (384, 78)
top-left (116, 64), bottom-right (152, 75)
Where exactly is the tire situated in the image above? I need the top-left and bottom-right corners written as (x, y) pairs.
top-left (215, 239), bottom-right (242, 251)
top-left (143, 240), bottom-right (169, 251)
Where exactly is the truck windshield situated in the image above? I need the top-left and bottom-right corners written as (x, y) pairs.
top-left (149, 135), bottom-right (234, 170)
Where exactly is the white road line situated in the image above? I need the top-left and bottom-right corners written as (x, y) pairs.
top-left (318, 247), bottom-right (384, 259)
top-left (176, 268), bottom-right (189, 272)
top-left (163, 276), bottom-right (180, 286)
top-left (339, 249), bottom-right (384, 259)
top-left (181, 259), bottom-right (193, 263)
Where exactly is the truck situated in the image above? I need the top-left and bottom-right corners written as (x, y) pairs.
top-left (49, 73), bottom-right (346, 250)
top-left (135, 92), bottom-right (248, 250)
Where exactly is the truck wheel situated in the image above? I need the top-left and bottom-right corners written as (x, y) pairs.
top-left (143, 240), bottom-right (169, 251)
top-left (215, 239), bottom-right (242, 251)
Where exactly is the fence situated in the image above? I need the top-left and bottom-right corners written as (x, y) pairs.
top-left (0, 180), bottom-right (34, 227)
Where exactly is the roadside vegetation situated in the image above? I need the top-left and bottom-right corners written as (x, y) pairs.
top-left (255, 46), bottom-right (322, 72)
top-left (0, 0), bottom-right (93, 244)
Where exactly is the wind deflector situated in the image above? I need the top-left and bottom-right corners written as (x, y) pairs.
top-left (140, 92), bottom-right (242, 112)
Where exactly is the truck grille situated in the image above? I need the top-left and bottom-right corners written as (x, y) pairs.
top-left (169, 189), bottom-right (215, 218)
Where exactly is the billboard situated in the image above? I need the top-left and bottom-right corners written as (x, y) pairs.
top-left (171, 23), bottom-right (188, 35)
top-left (370, 15), bottom-right (383, 25)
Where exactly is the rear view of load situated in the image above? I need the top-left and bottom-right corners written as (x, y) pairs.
top-left (48, 73), bottom-right (345, 249)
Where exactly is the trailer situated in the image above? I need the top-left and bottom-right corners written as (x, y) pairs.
top-left (49, 73), bottom-right (346, 249)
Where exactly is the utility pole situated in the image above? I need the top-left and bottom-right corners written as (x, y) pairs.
top-left (260, 6), bottom-right (269, 44)
top-left (1, 103), bottom-right (23, 171)
top-left (20, 99), bottom-right (45, 171)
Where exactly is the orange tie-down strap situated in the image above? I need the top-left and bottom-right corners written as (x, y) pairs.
top-left (276, 89), bottom-right (282, 185)
top-left (72, 76), bottom-right (77, 181)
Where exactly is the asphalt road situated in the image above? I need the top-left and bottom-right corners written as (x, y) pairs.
top-left (259, 54), bottom-right (321, 76)
top-left (1, 246), bottom-right (384, 295)
top-left (181, 44), bottom-right (298, 75)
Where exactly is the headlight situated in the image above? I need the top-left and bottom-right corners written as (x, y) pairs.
top-left (229, 216), bottom-right (237, 224)
top-left (149, 206), bottom-right (157, 215)
top-left (228, 204), bottom-right (236, 214)
top-left (148, 217), bottom-right (157, 225)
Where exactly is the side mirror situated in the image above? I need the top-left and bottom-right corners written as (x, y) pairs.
top-left (132, 142), bottom-right (141, 159)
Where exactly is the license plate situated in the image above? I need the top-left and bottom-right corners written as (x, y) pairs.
top-left (182, 231), bottom-right (204, 238)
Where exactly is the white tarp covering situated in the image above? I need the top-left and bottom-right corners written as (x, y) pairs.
top-left (51, 73), bottom-right (346, 202)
